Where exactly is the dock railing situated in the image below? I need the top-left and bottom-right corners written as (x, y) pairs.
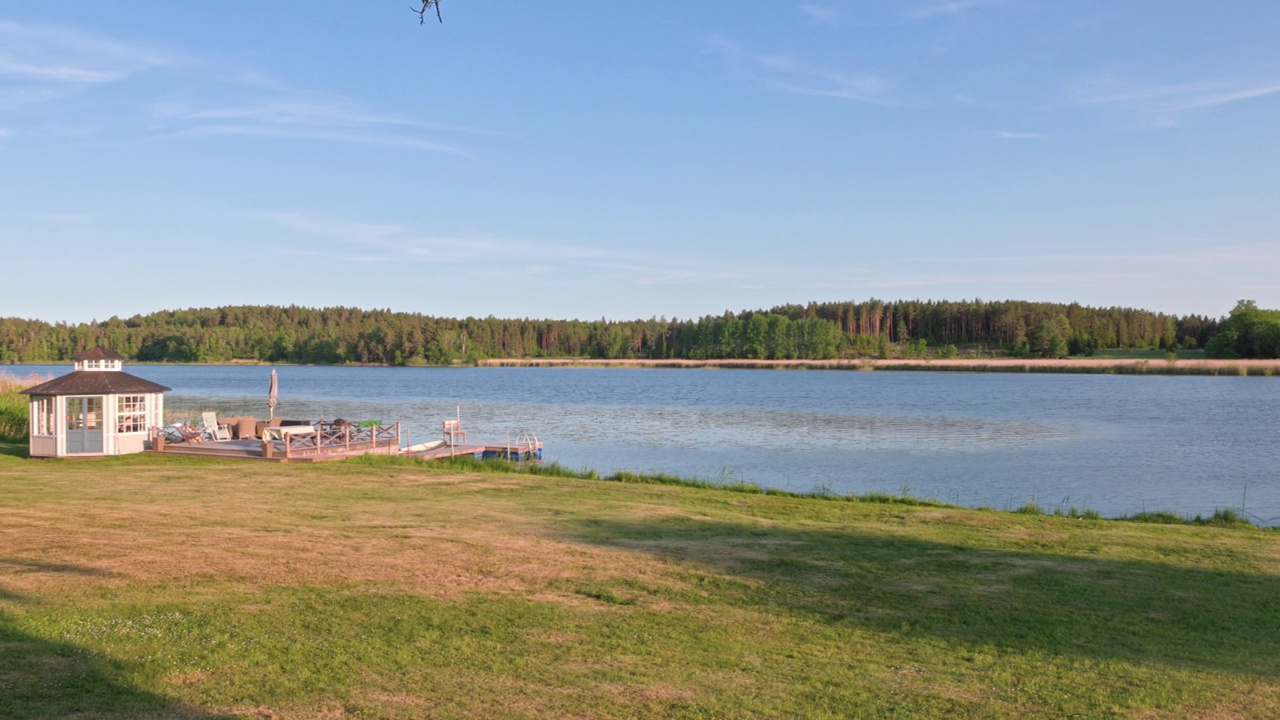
top-left (505, 430), bottom-right (542, 460)
top-left (280, 421), bottom-right (401, 459)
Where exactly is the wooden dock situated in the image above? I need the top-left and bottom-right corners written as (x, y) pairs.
top-left (149, 422), bottom-right (541, 464)
top-left (403, 440), bottom-right (543, 462)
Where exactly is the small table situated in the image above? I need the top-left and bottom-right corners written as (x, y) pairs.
top-left (262, 425), bottom-right (316, 441)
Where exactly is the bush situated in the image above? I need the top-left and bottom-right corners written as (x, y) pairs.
top-left (0, 373), bottom-right (49, 442)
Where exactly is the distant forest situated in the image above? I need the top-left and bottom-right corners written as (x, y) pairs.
top-left (1, 299), bottom-right (1273, 365)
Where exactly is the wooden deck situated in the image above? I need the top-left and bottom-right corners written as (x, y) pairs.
top-left (149, 422), bottom-right (403, 463)
top-left (149, 421), bottom-right (541, 464)
top-left (148, 421), bottom-right (541, 464)
top-left (151, 438), bottom-right (402, 463)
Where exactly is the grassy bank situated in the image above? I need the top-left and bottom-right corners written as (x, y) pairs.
top-left (1, 453), bottom-right (1277, 718)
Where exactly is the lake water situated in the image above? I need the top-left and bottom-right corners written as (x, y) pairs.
top-left (13, 364), bottom-right (1280, 525)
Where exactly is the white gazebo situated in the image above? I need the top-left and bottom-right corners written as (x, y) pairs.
top-left (21, 348), bottom-right (170, 458)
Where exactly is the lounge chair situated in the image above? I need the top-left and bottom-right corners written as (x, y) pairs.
top-left (200, 411), bottom-right (232, 441)
top-left (173, 424), bottom-right (204, 443)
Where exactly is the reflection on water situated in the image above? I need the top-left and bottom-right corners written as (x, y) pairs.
top-left (13, 364), bottom-right (1279, 524)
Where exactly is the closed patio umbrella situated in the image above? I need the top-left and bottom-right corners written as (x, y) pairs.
top-left (268, 369), bottom-right (278, 420)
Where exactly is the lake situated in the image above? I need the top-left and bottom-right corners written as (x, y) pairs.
top-left (13, 364), bottom-right (1280, 525)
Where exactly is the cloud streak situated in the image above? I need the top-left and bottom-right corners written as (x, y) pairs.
top-left (0, 20), bottom-right (170, 85)
top-left (991, 130), bottom-right (1047, 140)
top-left (1075, 77), bottom-right (1280, 125)
top-left (911, 0), bottom-right (1006, 20)
top-left (704, 35), bottom-right (889, 104)
top-left (0, 19), bottom-right (481, 154)
top-left (258, 212), bottom-right (749, 288)
top-left (799, 4), bottom-right (839, 26)
top-left (152, 95), bottom-right (473, 155)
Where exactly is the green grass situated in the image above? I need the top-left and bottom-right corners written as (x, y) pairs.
top-left (1, 453), bottom-right (1277, 718)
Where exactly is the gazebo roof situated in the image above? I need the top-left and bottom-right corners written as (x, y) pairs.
top-left (21, 371), bottom-right (170, 396)
top-left (71, 347), bottom-right (128, 361)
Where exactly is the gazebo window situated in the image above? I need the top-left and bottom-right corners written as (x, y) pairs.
top-left (32, 397), bottom-right (55, 436)
top-left (117, 395), bottom-right (148, 433)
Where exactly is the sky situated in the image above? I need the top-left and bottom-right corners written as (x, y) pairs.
top-left (2, 1), bottom-right (1278, 324)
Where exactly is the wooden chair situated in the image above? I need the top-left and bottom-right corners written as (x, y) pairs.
top-left (442, 419), bottom-right (466, 446)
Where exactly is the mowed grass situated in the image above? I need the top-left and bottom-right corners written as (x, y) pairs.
top-left (1, 451), bottom-right (1277, 719)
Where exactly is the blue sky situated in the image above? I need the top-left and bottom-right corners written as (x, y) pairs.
top-left (2, 1), bottom-right (1278, 323)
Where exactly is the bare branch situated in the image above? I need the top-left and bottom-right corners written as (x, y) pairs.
top-left (412, 0), bottom-right (443, 24)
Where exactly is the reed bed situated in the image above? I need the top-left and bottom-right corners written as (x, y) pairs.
top-left (0, 372), bottom-right (47, 442)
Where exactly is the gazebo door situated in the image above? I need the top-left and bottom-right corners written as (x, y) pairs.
top-left (66, 396), bottom-right (104, 454)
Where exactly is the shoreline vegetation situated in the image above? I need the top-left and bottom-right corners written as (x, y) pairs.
top-left (8, 356), bottom-right (1280, 376)
top-left (1, 449), bottom-right (1276, 717)
top-left (477, 355), bottom-right (1280, 375)
top-left (367, 454), bottom-right (1273, 529)
top-left (0, 437), bottom-right (1270, 528)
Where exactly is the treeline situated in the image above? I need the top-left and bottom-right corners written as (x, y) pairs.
top-left (1204, 301), bottom-right (1280, 359)
top-left (0, 299), bottom-right (1237, 366)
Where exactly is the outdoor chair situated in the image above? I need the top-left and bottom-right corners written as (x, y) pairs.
top-left (173, 424), bottom-right (204, 443)
top-left (256, 417), bottom-right (284, 438)
top-left (443, 418), bottom-right (466, 446)
top-left (200, 411), bottom-right (232, 441)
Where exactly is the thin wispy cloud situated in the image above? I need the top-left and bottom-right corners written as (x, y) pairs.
top-left (141, 60), bottom-right (494, 153)
top-left (154, 96), bottom-right (471, 155)
top-left (0, 20), bottom-right (479, 153)
top-left (259, 212), bottom-right (749, 287)
top-left (1075, 76), bottom-right (1280, 125)
top-left (0, 20), bottom-right (170, 85)
top-left (171, 124), bottom-right (467, 154)
top-left (261, 212), bottom-right (585, 265)
top-left (800, 4), bottom-right (840, 26)
top-left (991, 130), bottom-right (1047, 140)
top-left (704, 35), bottom-right (889, 104)
top-left (912, 0), bottom-right (1006, 20)
top-left (159, 97), bottom-right (495, 137)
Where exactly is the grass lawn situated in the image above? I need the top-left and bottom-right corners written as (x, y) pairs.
top-left (1, 450), bottom-right (1277, 719)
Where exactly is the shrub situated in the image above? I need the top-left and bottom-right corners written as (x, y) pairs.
top-left (0, 373), bottom-right (49, 443)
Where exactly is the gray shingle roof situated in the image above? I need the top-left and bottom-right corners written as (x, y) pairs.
top-left (21, 371), bottom-right (171, 396)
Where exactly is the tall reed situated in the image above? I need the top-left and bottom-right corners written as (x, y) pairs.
top-left (0, 372), bottom-right (48, 442)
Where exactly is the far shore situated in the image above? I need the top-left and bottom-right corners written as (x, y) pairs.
top-left (6, 356), bottom-right (1279, 376)
top-left (478, 356), bottom-right (1280, 375)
